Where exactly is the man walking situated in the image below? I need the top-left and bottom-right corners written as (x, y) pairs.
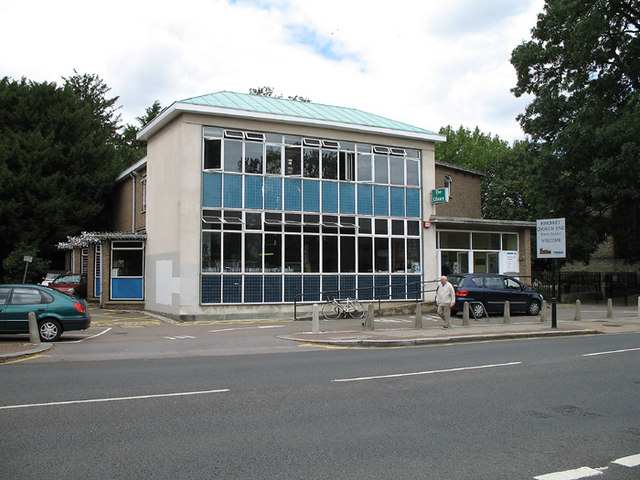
top-left (436, 275), bottom-right (456, 329)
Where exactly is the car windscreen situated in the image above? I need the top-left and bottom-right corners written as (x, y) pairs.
top-left (53, 275), bottom-right (81, 284)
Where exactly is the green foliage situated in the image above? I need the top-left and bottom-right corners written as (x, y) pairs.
top-left (0, 75), bottom-right (123, 281)
top-left (119, 100), bottom-right (162, 167)
top-left (2, 241), bottom-right (50, 284)
top-left (511, 0), bottom-right (640, 262)
top-left (249, 86), bottom-right (311, 102)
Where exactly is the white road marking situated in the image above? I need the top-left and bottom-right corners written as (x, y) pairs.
top-left (164, 335), bottom-right (196, 340)
top-left (209, 325), bottom-right (284, 333)
top-left (582, 347), bottom-right (640, 357)
top-left (0, 388), bottom-right (229, 410)
top-left (333, 361), bottom-right (521, 383)
top-left (534, 466), bottom-right (603, 480)
top-left (67, 327), bottom-right (112, 343)
top-left (612, 453), bottom-right (640, 467)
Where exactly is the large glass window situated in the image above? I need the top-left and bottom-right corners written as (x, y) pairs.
top-left (473, 232), bottom-right (500, 250)
top-left (357, 154), bottom-right (372, 182)
top-left (407, 238), bottom-right (420, 273)
top-left (303, 236), bottom-right (319, 272)
top-left (340, 236), bottom-right (356, 272)
top-left (358, 237), bottom-right (373, 273)
top-left (390, 157), bottom-right (404, 185)
top-left (266, 145), bottom-right (281, 174)
top-left (224, 139), bottom-right (242, 172)
top-left (285, 235), bottom-right (301, 272)
top-left (245, 233), bottom-right (262, 272)
top-left (339, 152), bottom-right (355, 181)
top-left (204, 139), bottom-right (221, 170)
top-left (374, 238), bottom-right (389, 272)
top-left (439, 231), bottom-right (470, 249)
top-left (112, 242), bottom-right (144, 277)
top-left (502, 233), bottom-right (518, 250)
top-left (265, 234), bottom-right (282, 272)
top-left (322, 150), bottom-right (338, 179)
top-left (374, 155), bottom-right (388, 183)
top-left (244, 142), bottom-right (263, 174)
top-left (392, 238), bottom-right (405, 272)
top-left (285, 146), bottom-right (301, 175)
top-left (223, 232), bottom-right (242, 272)
top-left (323, 236), bottom-right (338, 272)
top-left (202, 232), bottom-right (221, 272)
top-left (303, 148), bottom-right (319, 178)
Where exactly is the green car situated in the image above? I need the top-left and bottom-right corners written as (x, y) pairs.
top-left (0, 285), bottom-right (91, 342)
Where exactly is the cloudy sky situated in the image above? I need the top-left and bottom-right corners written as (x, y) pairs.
top-left (0, 0), bottom-right (544, 142)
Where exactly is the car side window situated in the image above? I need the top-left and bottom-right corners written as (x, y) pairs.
top-left (485, 277), bottom-right (504, 289)
top-left (0, 287), bottom-right (11, 305)
top-left (471, 277), bottom-right (484, 288)
top-left (504, 278), bottom-right (522, 290)
top-left (9, 288), bottom-right (44, 305)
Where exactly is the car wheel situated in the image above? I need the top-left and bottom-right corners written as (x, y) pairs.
top-left (527, 300), bottom-right (541, 316)
top-left (471, 302), bottom-right (486, 318)
top-left (39, 319), bottom-right (62, 342)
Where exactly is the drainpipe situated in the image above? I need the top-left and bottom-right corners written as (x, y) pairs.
top-left (130, 172), bottom-right (139, 232)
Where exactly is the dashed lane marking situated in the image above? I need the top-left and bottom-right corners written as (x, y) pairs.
top-left (612, 453), bottom-right (640, 467)
top-left (534, 466), bottom-right (603, 479)
top-left (0, 388), bottom-right (230, 410)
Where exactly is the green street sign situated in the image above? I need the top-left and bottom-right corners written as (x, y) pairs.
top-left (431, 188), bottom-right (449, 204)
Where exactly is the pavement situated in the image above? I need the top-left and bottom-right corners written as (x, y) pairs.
top-left (1, 302), bottom-right (639, 361)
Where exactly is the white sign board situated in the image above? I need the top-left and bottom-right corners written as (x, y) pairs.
top-left (536, 218), bottom-right (566, 258)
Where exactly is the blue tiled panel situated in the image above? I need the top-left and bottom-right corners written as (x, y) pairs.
top-left (339, 183), bottom-right (356, 214)
top-left (375, 275), bottom-right (390, 299)
top-left (202, 275), bottom-right (221, 303)
top-left (223, 275), bottom-right (242, 303)
top-left (284, 275), bottom-right (302, 302)
top-left (244, 276), bottom-right (263, 303)
top-left (407, 275), bottom-right (422, 300)
top-left (358, 276), bottom-right (374, 300)
top-left (303, 180), bottom-right (320, 212)
top-left (374, 186), bottom-right (389, 216)
top-left (284, 178), bottom-right (302, 211)
top-left (390, 187), bottom-right (405, 217)
top-left (406, 188), bottom-right (420, 218)
top-left (322, 275), bottom-right (339, 301)
top-left (322, 182), bottom-right (339, 213)
top-left (111, 278), bottom-right (144, 300)
top-left (223, 174), bottom-right (243, 208)
top-left (357, 184), bottom-right (373, 215)
top-left (203, 172), bottom-right (222, 207)
top-left (391, 275), bottom-right (407, 300)
top-left (264, 177), bottom-right (283, 210)
top-left (264, 275), bottom-right (282, 302)
top-left (94, 279), bottom-right (101, 298)
top-left (303, 276), bottom-right (321, 301)
top-left (245, 176), bottom-right (263, 209)
top-left (340, 275), bottom-right (357, 298)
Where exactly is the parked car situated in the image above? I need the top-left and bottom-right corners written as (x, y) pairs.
top-left (39, 270), bottom-right (64, 287)
top-left (0, 285), bottom-right (91, 341)
top-left (449, 273), bottom-right (543, 318)
top-left (49, 273), bottom-right (87, 298)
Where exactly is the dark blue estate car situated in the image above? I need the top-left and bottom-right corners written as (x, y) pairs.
top-left (0, 285), bottom-right (91, 341)
top-left (448, 274), bottom-right (543, 318)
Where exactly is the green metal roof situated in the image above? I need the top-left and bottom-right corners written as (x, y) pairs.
top-left (179, 91), bottom-right (438, 136)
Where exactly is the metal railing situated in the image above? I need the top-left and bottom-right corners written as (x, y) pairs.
top-left (293, 278), bottom-right (440, 320)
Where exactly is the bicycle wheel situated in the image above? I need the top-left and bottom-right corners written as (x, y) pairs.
top-left (322, 302), bottom-right (341, 319)
top-left (348, 300), bottom-right (365, 319)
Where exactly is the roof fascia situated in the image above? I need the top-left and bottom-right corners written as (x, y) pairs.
top-left (115, 156), bottom-right (147, 183)
top-left (137, 102), bottom-right (447, 144)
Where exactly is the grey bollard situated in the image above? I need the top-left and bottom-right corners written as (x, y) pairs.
top-left (28, 311), bottom-right (40, 344)
top-left (462, 302), bottom-right (470, 326)
top-left (503, 301), bottom-right (511, 324)
top-left (574, 300), bottom-right (582, 321)
top-left (414, 302), bottom-right (423, 329)
top-left (540, 300), bottom-right (548, 322)
top-left (312, 304), bottom-right (320, 333)
top-left (364, 303), bottom-right (375, 331)
top-left (607, 298), bottom-right (613, 319)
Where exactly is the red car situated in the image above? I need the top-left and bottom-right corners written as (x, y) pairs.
top-left (48, 273), bottom-right (87, 298)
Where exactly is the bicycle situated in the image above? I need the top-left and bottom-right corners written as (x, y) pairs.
top-left (322, 297), bottom-right (365, 319)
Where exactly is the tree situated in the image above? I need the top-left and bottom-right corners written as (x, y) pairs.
top-left (435, 126), bottom-right (537, 220)
top-left (511, 0), bottom-right (640, 262)
top-left (0, 75), bottom-right (123, 280)
top-left (249, 86), bottom-right (311, 102)
top-left (120, 100), bottom-right (162, 167)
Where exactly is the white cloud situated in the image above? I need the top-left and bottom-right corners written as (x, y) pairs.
top-left (0, 0), bottom-right (544, 141)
